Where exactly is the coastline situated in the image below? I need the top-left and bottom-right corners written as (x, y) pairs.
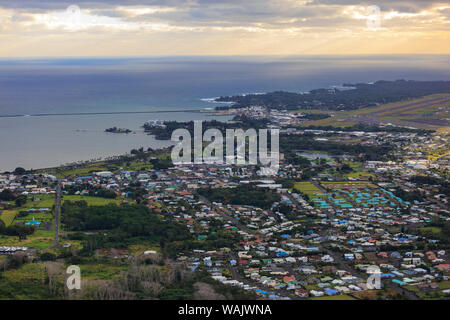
top-left (0, 108), bottom-right (238, 119)
top-left (0, 110), bottom-right (235, 173)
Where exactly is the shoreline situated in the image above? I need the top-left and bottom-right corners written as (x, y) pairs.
top-left (6, 144), bottom-right (174, 175)
top-left (0, 108), bottom-right (238, 119)
top-left (0, 109), bottom-right (212, 119)
top-left (0, 110), bottom-right (236, 173)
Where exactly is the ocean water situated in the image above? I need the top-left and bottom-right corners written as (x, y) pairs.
top-left (0, 55), bottom-right (449, 171)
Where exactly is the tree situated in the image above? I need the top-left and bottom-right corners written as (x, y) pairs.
top-left (40, 252), bottom-right (57, 261)
top-left (14, 167), bottom-right (26, 175)
top-left (3, 224), bottom-right (35, 240)
top-left (0, 189), bottom-right (16, 201)
top-left (15, 195), bottom-right (27, 208)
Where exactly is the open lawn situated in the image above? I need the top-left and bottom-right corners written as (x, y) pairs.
top-left (24, 194), bottom-right (55, 209)
top-left (0, 210), bottom-right (18, 226)
top-left (420, 227), bottom-right (442, 234)
top-left (0, 229), bottom-right (54, 249)
top-left (345, 171), bottom-right (375, 180)
top-left (62, 195), bottom-right (125, 206)
top-left (294, 182), bottom-right (322, 197)
top-left (309, 294), bottom-right (356, 300)
top-left (437, 281), bottom-right (450, 290)
top-left (343, 161), bottom-right (363, 168)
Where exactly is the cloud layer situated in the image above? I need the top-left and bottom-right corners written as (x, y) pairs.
top-left (0, 0), bottom-right (448, 56)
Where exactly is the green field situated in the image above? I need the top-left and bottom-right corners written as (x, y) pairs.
top-left (45, 158), bottom-right (155, 178)
top-left (0, 228), bottom-right (54, 249)
top-left (0, 262), bottom-right (58, 299)
top-left (420, 227), bottom-right (442, 234)
top-left (294, 182), bottom-right (322, 197)
top-left (79, 263), bottom-right (129, 280)
top-left (1, 194), bottom-right (55, 226)
top-left (309, 294), bottom-right (356, 300)
top-left (345, 171), bottom-right (375, 179)
top-left (62, 195), bottom-right (125, 206)
top-left (0, 194), bottom-right (128, 249)
top-left (0, 210), bottom-right (18, 226)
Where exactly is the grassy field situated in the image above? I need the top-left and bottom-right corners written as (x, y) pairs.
top-left (62, 195), bottom-right (126, 206)
top-left (45, 158), bottom-right (155, 178)
top-left (309, 294), bottom-right (356, 300)
top-left (0, 262), bottom-right (57, 299)
top-left (345, 171), bottom-right (375, 179)
top-left (24, 194), bottom-right (55, 209)
top-left (0, 210), bottom-right (18, 226)
top-left (437, 281), bottom-right (450, 289)
top-left (0, 194), bottom-right (57, 249)
top-left (79, 263), bottom-right (129, 280)
top-left (420, 227), bottom-right (442, 234)
top-left (294, 182), bottom-right (322, 197)
top-left (0, 229), bottom-right (54, 249)
top-left (1, 194), bottom-right (55, 226)
top-left (0, 194), bottom-right (128, 249)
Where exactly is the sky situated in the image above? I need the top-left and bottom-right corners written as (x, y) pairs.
top-left (0, 0), bottom-right (449, 57)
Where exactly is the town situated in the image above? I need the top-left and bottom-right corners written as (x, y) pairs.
top-left (0, 106), bottom-right (449, 300)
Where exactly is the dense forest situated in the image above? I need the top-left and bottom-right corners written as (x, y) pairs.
top-left (61, 201), bottom-right (190, 247)
top-left (198, 184), bottom-right (280, 209)
top-left (410, 176), bottom-right (450, 197)
top-left (143, 118), bottom-right (269, 140)
top-left (215, 80), bottom-right (450, 110)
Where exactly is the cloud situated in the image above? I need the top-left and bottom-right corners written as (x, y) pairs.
top-left (0, 0), bottom-right (448, 56)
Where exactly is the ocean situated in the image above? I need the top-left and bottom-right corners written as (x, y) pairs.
top-left (0, 55), bottom-right (449, 171)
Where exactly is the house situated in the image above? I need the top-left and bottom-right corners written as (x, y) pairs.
top-left (310, 290), bottom-right (324, 297)
top-left (295, 289), bottom-right (308, 297)
top-left (324, 288), bottom-right (339, 296)
top-left (436, 264), bottom-right (450, 272)
top-left (283, 276), bottom-right (296, 284)
top-left (238, 259), bottom-right (249, 266)
top-left (417, 283), bottom-right (439, 292)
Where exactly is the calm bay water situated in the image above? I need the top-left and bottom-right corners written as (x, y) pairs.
top-left (0, 112), bottom-right (231, 171)
top-left (0, 55), bottom-right (449, 171)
